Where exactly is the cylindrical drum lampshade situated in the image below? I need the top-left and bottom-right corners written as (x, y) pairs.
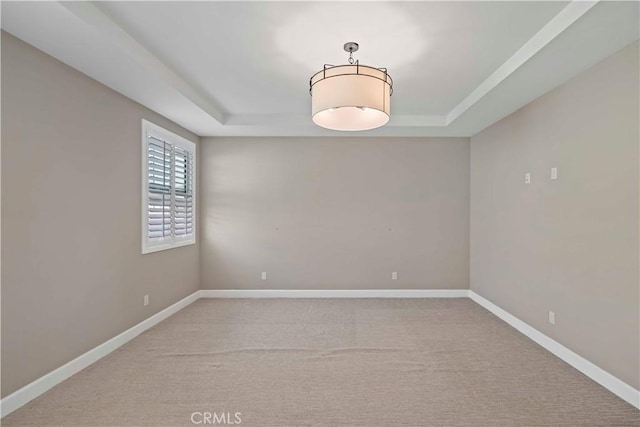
top-left (310, 65), bottom-right (392, 131)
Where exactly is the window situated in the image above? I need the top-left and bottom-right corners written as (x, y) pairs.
top-left (142, 120), bottom-right (196, 254)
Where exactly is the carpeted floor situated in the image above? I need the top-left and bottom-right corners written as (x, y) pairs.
top-left (3, 298), bottom-right (639, 426)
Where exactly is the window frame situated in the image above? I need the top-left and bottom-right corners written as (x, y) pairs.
top-left (141, 119), bottom-right (197, 254)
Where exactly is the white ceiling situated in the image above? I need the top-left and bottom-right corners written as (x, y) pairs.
top-left (1, 1), bottom-right (638, 137)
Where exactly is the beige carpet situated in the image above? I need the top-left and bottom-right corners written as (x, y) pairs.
top-left (3, 298), bottom-right (639, 426)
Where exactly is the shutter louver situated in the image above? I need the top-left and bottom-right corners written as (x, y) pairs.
top-left (174, 146), bottom-right (193, 236)
top-left (147, 136), bottom-right (172, 239)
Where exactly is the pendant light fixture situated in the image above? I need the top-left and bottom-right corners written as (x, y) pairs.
top-left (309, 42), bottom-right (393, 131)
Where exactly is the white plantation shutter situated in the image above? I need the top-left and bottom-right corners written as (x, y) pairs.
top-left (147, 136), bottom-right (172, 239)
top-left (173, 146), bottom-right (194, 236)
top-left (142, 120), bottom-right (196, 253)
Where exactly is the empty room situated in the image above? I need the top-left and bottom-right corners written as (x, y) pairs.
top-left (1, 1), bottom-right (639, 426)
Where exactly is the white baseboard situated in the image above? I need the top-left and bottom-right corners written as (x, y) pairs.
top-left (0, 290), bottom-right (200, 418)
top-left (1, 287), bottom-right (466, 418)
top-left (198, 289), bottom-right (470, 298)
top-left (468, 290), bottom-right (640, 410)
top-left (0, 288), bottom-right (465, 418)
top-left (4, 288), bottom-right (637, 418)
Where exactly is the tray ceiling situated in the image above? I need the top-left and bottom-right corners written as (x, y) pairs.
top-left (2, 1), bottom-right (638, 137)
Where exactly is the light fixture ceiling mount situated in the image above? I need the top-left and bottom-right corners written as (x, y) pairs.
top-left (309, 42), bottom-right (393, 132)
top-left (343, 42), bottom-right (359, 63)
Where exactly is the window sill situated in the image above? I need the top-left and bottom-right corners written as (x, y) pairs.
top-left (142, 239), bottom-right (196, 254)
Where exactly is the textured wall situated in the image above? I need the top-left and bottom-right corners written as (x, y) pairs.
top-left (1, 33), bottom-right (200, 397)
top-left (200, 137), bottom-right (470, 290)
top-left (470, 42), bottom-right (639, 389)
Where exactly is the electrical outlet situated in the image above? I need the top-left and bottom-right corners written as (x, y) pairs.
top-left (261, 272), bottom-right (267, 280)
top-left (551, 167), bottom-right (558, 180)
top-left (548, 311), bottom-right (555, 325)
top-left (525, 172), bottom-right (531, 184)
top-left (144, 294), bottom-right (149, 307)
top-left (392, 272), bottom-right (398, 280)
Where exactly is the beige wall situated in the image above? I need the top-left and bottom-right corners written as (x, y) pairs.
top-left (200, 137), bottom-right (470, 290)
top-left (4, 21), bottom-right (637, 404)
top-left (1, 33), bottom-right (200, 397)
top-left (470, 42), bottom-right (639, 389)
